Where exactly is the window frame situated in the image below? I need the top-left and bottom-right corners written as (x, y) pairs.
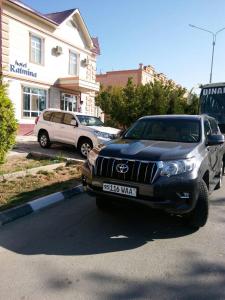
top-left (29, 32), bottom-right (45, 65)
top-left (60, 92), bottom-right (78, 112)
top-left (69, 50), bottom-right (79, 76)
top-left (22, 86), bottom-right (47, 119)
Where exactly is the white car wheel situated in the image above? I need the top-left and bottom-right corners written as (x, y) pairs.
top-left (39, 132), bottom-right (50, 148)
top-left (80, 142), bottom-right (92, 157)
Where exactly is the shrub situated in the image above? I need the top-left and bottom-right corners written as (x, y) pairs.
top-left (0, 76), bottom-right (18, 163)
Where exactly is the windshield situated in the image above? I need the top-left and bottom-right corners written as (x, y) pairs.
top-left (124, 118), bottom-right (201, 143)
top-left (76, 115), bottom-right (104, 126)
top-left (200, 93), bottom-right (225, 124)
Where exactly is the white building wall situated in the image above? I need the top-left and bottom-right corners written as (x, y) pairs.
top-left (2, 2), bottom-right (99, 126)
top-left (7, 17), bottom-right (93, 85)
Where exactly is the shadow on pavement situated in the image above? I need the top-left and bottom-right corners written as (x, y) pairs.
top-left (78, 255), bottom-right (225, 300)
top-left (0, 194), bottom-right (197, 256)
top-left (210, 196), bottom-right (225, 206)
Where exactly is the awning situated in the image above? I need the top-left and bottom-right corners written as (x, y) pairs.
top-left (55, 77), bottom-right (100, 93)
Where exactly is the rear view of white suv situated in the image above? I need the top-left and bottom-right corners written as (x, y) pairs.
top-left (33, 109), bottom-right (120, 157)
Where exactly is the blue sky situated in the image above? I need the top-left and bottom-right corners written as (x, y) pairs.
top-left (24, 0), bottom-right (225, 90)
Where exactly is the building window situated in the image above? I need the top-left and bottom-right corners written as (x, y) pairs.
top-left (69, 51), bottom-right (78, 75)
top-left (30, 34), bottom-right (44, 65)
top-left (60, 93), bottom-right (77, 112)
top-left (23, 87), bottom-right (47, 118)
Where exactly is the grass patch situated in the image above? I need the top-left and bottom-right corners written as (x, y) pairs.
top-left (0, 163), bottom-right (83, 211)
top-left (0, 156), bottom-right (64, 175)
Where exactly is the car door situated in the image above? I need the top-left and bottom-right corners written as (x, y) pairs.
top-left (209, 118), bottom-right (223, 174)
top-left (204, 118), bottom-right (217, 176)
top-left (50, 112), bottom-right (65, 142)
top-left (59, 113), bottom-right (78, 145)
top-left (39, 110), bottom-right (54, 138)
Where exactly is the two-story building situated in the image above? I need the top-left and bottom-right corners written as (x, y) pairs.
top-left (1, 0), bottom-right (100, 134)
top-left (96, 64), bottom-right (155, 87)
top-left (96, 63), bottom-right (178, 88)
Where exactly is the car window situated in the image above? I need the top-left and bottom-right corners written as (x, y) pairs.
top-left (204, 120), bottom-right (211, 137)
top-left (43, 111), bottom-right (52, 121)
top-left (209, 118), bottom-right (219, 135)
top-left (124, 118), bottom-right (201, 143)
top-left (51, 112), bottom-right (64, 124)
top-left (63, 113), bottom-right (75, 125)
top-left (76, 115), bottom-right (104, 126)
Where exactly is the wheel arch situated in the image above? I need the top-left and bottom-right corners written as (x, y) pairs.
top-left (202, 170), bottom-right (209, 190)
top-left (38, 128), bottom-right (49, 141)
top-left (77, 136), bottom-right (93, 148)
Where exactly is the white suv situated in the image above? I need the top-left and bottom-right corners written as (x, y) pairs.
top-left (33, 109), bottom-right (120, 157)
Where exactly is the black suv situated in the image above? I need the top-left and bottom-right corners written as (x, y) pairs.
top-left (82, 115), bottom-right (225, 228)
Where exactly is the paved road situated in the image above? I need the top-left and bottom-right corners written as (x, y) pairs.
top-left (0, 187), bottom-right (225, 299)
top-left (9, 135), bottom-right (84, 161)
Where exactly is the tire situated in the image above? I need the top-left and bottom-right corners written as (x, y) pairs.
top-left (215, 161), bottom-right (223, 190)
top-left (38, 131), bottom-right (51, 148)
top-left (186, 180), bottom-right (209, 229)
top-left (96, 196), bottom-right (111, 211)
top-left (78, 138), bottom-right (93, 158)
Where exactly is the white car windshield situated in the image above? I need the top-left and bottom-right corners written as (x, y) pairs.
top-left (77, 115), bottom-right (104, 126)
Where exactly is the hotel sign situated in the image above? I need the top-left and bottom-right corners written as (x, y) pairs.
top-left (10, 60), bottom-right (37, 78)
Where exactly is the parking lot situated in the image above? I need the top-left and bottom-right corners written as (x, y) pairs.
top-left (0, 182), bottom-right (224, 299)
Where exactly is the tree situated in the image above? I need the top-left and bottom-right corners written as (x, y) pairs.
top-left (96, 78), bottom-right (195, 128)
top-left (185, 93), bottom-right (199, 114)
top-left (0, 76), bottom-right (18, 163)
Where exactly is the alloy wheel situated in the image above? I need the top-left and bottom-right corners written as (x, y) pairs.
top-left (81, 142), bottom-right (91, 157)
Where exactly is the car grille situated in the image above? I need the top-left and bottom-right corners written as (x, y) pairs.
top-left (95, 156), bottom-right (158, 184)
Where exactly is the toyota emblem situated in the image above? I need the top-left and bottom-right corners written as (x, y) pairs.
top-left (116, 163), bottom-right (129, 174)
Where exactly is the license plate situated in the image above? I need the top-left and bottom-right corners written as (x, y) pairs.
top-left (103, 183), bottom-right (137, 197)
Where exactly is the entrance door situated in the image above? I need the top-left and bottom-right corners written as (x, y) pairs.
top-left (61, 93), bottom-right (77, 112)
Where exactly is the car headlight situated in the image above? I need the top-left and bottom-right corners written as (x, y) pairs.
top-left (94, 130), bottom-right (112, 139)
top-left (160, 158), bottom-right (195, 177)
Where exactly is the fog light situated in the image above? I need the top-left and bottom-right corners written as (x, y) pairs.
top-left (177, 192), bottom-right (190, 199)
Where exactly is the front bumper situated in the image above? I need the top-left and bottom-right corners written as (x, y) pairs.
top-left (82, 161), bottom-right (199, 215)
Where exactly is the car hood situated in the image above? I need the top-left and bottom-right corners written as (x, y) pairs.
top-left (99, 139), bottom-right (200, 161)
top-left (88, 126), bottom-right (121, 135)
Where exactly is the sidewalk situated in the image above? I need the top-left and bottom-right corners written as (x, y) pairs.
top-left (8, 135), bottom-right (84, 161)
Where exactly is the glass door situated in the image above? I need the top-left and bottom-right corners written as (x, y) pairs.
top-left (61, 93), bottom-right (77, 112)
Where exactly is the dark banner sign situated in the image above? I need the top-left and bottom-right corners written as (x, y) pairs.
top-left (201, 86), bottom-right (225, 96)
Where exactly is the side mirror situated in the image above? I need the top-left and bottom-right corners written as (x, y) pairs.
top-left (70, 119), bottom-right (78, 127)
top-left (206, 134), bottom-right (225, 146)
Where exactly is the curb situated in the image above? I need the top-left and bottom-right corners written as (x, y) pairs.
top-left (28, 151), bottom-right (85, 163)
top-left (0, 184), bottom-right (84, 226)
top-left (0, 162), bottom-right (65, 182)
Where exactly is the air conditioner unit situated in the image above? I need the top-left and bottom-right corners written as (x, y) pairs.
top-left (82, 58), bottom-right (89, 67)
top-left (55, 46), bottom-right (63, 55)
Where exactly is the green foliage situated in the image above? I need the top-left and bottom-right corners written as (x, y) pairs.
top-left (185, 93), bottom-right (199, 114)
top-left (96, 78), bottom-right (199, 128)
top-left (0, 76), bottom-right (18, 163)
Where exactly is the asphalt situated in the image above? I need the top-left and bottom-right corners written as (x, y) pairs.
top-left (0, 184), bottom-right (224, 300)
top-left (9, 135), bottom-right (84, 161)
